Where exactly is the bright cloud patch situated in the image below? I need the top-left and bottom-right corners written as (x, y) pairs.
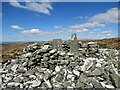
top-left (106, 34), bottom-right (113, 36)
top-left (9, 1), bottom-right (53, 15)
top-left (101, 31), bottom-right (114, 34)
top-left (75, 16), bottom-right (88, 19)
top-left (89, 8), bottom-right (118, 23)
top-left (94, 29), bottom-right (101, 31)
top-left (70, 22), bottom-right (105, 29)
top-left (21, 29), bottom-right (51, 35)
top-left (69, 28), bottom-right (89, 33)
top-left (11, 25), bottom-right (24, 30)
top-left (54, 25), bottom-right (63, 29)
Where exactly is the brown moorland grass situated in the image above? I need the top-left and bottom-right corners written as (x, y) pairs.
top-left (1, 44), bottom-right (28, 62)
top-left (80, 37), bottom-right (120, 50)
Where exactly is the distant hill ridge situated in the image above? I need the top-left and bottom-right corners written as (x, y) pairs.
top-left (1, 37), bottom-right (120, 49)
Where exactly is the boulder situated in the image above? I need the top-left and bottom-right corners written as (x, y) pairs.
top-left (110, 74), bottom-right (119, 88)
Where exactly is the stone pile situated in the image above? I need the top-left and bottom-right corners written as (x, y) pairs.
top-left (0, 34), bottom-right (119, 89)
top-left (79, 41), bottom-right (99, 57)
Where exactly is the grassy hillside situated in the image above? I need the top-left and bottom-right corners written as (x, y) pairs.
top-left (1, 44), bottom-right (28, 62)
top-left (80, 38), bottom-right (120, 50)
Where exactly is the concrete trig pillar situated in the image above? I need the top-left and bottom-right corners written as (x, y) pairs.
top-left (70, 33), bottom-right (79, 55)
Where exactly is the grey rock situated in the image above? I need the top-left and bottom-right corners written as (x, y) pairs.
top-left (70, 62), bottom-right (78, 67)
top-left (55, 74), bottom-right (63, 82)
top-left (76, 82), bottom-right (86, 88)
top-left (110, 74), bottom-right (119, 88)
top-left (0, 69), bottom-right (7, 74)
top-left (89, 77), bottom-right (104, 88)
top-left (49, 64), bottom-right (56, 71)
top-left (88, 68), bottom-right (103, 76)
top-left (13, 77), bottom-right (22, 83)
top-left (58, 51), bottom-right (66, 56)
top-left (43, 57), bottom-right (49, 61)
top-left (17, 69), bottom-right (25, 73)
top-left (64, 81), bottom-right (71, 87)
top-left (44, 71), bottom-right (51, 80)
top-left (44, 79), bottom-right (52, 88)
top-left (22, 77), bottom-right (30, 82)
top-left (79, 74), bottom-right (87, 84)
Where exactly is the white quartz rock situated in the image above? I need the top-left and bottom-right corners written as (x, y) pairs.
top-left (44, 79), bottom-right (52, 88)
top-left (73, 70), bottom-right (80, 76)
top-left (7, 82), bottom-right (20, 87)
top-left (4, 76), bottom-right (12, 82)
top-left (42, 45), bottom-right (50, 50)
top-left (31, 80), bottom-right (41, 87)
top-left (24, 81), bottom-right (32, 85)
top-left (67, 52), bottom-right (73, 56)
top-left (101, 82), bottom-right (115, 88)
top-left (0, 69), bottom-right (7, 74)
top-left (67, 74), bottom-right (74, 79)
top-left (59, 51), bottom-right (66, 56)
top-left (80, 58), bottom-right (95, 71)
top-left (55, 66), bottom-right (61, 72)
top-left (11, 64), bottom-right (18, 72)
top-left (29, 75), bottom-right (36, 79)
top-left (88, 42), bottom-right (97, 44)
top-left (20, 84), bottom-right (23, 88)
top-left (23, 53), bottom-right (32, 57)
top-left (49, 49), bottom-right (57, 54)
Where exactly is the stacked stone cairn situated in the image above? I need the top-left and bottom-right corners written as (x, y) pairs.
top-left (0, 34), bottom-right (119, 89)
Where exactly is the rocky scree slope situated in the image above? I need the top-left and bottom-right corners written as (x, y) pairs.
top-left (0, 41), bottom-right (119, 89)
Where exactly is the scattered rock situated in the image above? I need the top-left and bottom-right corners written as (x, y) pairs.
top-left (1, 34), bottom-right (119, 88)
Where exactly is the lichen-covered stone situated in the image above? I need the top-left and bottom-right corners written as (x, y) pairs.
top-left (110, 74), bottom-right (119, 88)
